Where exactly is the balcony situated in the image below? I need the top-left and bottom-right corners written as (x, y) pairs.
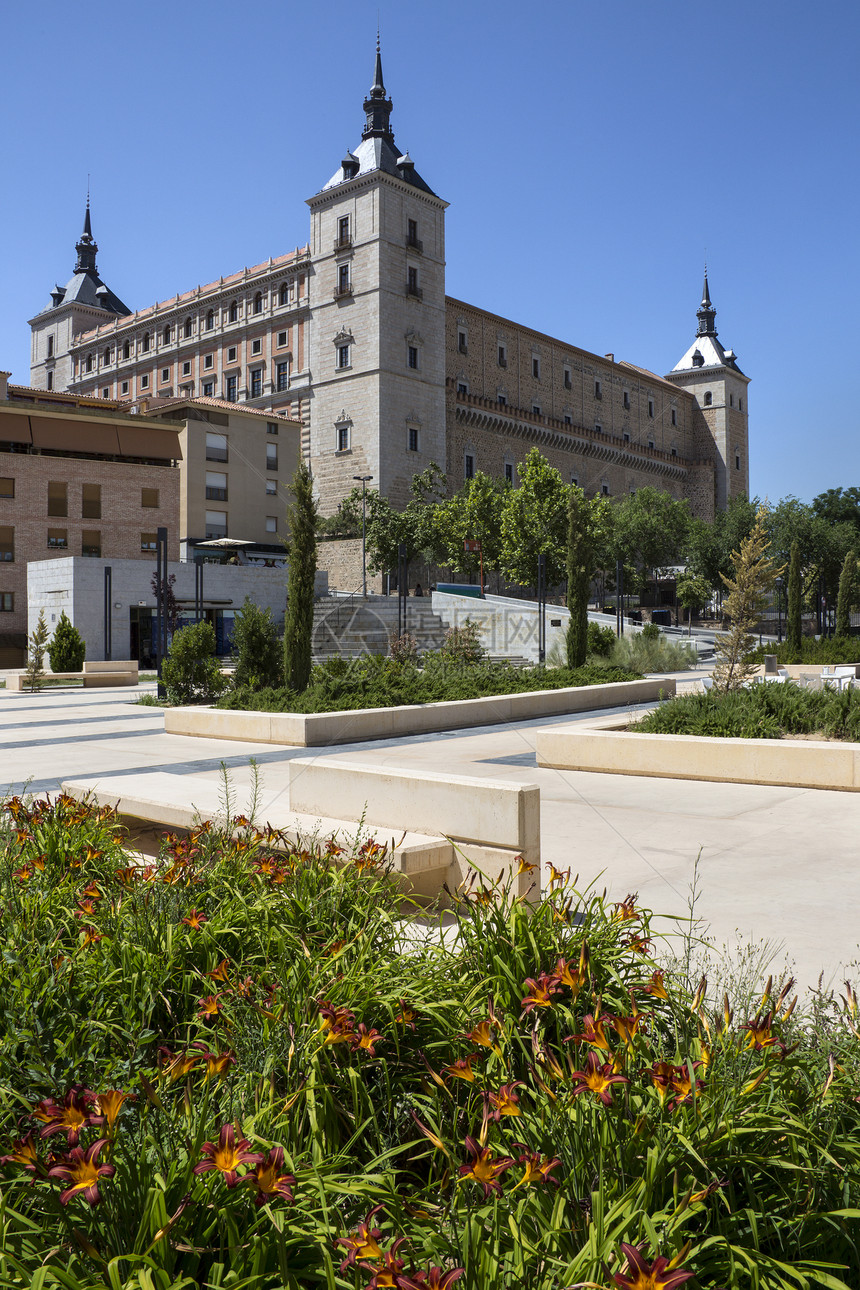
top-left (406, 235), bottom-right (423, 253)
top-left (406, 282), bottom-right (423, 300)
top-left (333, 236), bottom-right (353, 252)
top-left (333, 284), bottom-right (353, 301)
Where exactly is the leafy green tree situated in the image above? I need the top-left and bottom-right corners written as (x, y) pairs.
top-left (24, 610), bottom-right (50, 692)
top-left (835, 549), bottom-right (857, 639)
top-left (47, 611), bottom-right (86, 672)
top-left (610, 487), bottom-right (692, 586)
top-left (432, 472), bottom-right (506, 585)
top-left (501, 448), bottom-right (569, 587)
top-left (676, 572), bottom-right (711, 636)
top-left (785, 541), bottom-right (802, 660)
top-left (811, 486), bottom-right (860, 534)
top-left (713, 506), bottom-right (784, 691)
top-left (687, 495), bottom-right (759, 597)
top-left (231, 597), bottom-right (282, 691)
top-left (161, 620), bottom-right (226, 705)
top-left (566, 486), bottom-right (611, 666)
top-left (283, 461), bottom-right (318, 692)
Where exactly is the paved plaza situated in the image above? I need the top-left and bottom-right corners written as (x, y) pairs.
top-left (1, 676), bottom-right (857, 993)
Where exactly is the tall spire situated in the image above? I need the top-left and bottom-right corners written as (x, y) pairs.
top-left (696, 266), bottom-right (717, 337)
top-left (75, 195), bottom-right (98, 276)
top-left (362, 32), bottom-right (394, 142)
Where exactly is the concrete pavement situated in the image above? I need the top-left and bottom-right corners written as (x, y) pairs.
top-left (1, 674), bottom-right (857, 993)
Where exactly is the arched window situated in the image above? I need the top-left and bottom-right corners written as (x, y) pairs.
top-left (163, 325), bottom-right (171, 345)
top-left (253, 292), bottom-right (263, 315)
top-left (229, 300), bottom-right (238, 322)
top-left (184, 317), bottom-right (193, 338)
top-left (142, 332), bottom-right (150, 352)
top-left (86, 353), bottom-right (93, 372)
top-left (205, 309), bottom-right (214, 331)
top-left (279, 282), bottom-right (291, 306)
top-left (703, 391), bottom-right (712, 406)
top-left (123, 340), bottom-right (130, 360)
top-left (103, 347), bottom-right (111, 364)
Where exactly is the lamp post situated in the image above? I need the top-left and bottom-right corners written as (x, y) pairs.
top-left (775, 576), bottom-right (783, 644)
top-left (352, 474), bottom-right (373, 597)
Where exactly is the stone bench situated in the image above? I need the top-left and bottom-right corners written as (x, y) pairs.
top-left (6, 661), bottom-right (139, 691)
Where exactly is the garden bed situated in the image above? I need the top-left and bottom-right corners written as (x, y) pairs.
top-left (165, 676), bottom-right (674, 746)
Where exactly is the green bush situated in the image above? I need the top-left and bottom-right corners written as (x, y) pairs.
top-left (439, 618), bottom-right (485, 664)
top-left (640, 621), bottom-right (661, 641)
top-left (635, 680), bottom-right (860, 741)
top-left (1, 795), bottom-right (859, 1288)
top-left (611, 631), bottom-right (698, 673)
top-left (219, 655), bottom-right (640, 713)
top-left (47, 611), bottom-right (86, 672)
top-left (231, 597), bottom-right (282, 692)
top-left (161, 620), bottom-right (228, 706)
top-left (587, 621), bottom-right (615, 657)
top-left (750, 637), bottom-right (860, 665)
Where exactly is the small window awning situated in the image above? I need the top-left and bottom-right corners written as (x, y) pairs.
top-left (116, 425), bottom-right (182, 460)
top-left (30, 417), bottom-right (122, 454)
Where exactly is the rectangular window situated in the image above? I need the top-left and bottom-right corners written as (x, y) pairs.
top-left (205, 471), bottom-right (228, 501)
top-left (464, 454), bottom-right (474, 480)
top-left (457, 382), bottom-right (468, 395)
top-left (47, 335), bottom-right (54, 357)
top-left (206, 432), bottom-right (228, 462)
top-left (601, 483), bottom-right (610, 496)
top-left (251, 339), bottom-right (262, 355)
top-left (570, 474), bottom-right (579, 487)
top-left (458, 330), bottom-right (467, 354)
top-left (337, 426), bottom-right (349, 452)
top-left (142, 488), bottom-right (159, 508)
top-left (338, 215), bottom-right (350, 243)
top-left (140, 532), bottom-right (157, 552)
top-left (408, 426), bottom-right (419, 452)
top-left (671, 408), bottom-right (677, 426)
top-left (648, 399), bottom-right (654, 418)
top-left (735, 452), bottom-right (741, 470)
top-left (407, 345), bottom-right (418, 369)
top-left (204, 354), bottom-right (213, 369)
top-left (739, 397), bottom-right (743, 412)
top-left (277, 330), bottom-right (288, 348)
top-left (729, 393), bottom-right (734, 407)
top-left (533, 404), bottom-right (541, 416)
top-left (47, 372), bottom-right (54, 390)
top-left (338, 263), bottom-right (350, 294)
top-left (266, 516), bottom-right (277, 533)
top-left (266, 479), bottom-right (277, 495)
top-left (407, 217), bottom-right (419, 246)
top-left (82, 483), bottom-right (101, 519)
top-left (182, 361), bottom-right (191, 376)
top-left (564, 414), bottom-right (572, 425)
top-left (648, 437), bottom-right (655, 449)
top-left (140, 373), bottom-right (149, 389)
top-left (0, 526), bottom-right (13, 562)
top-left (250, 369), bottom-right (262, 397)
top-left (225, 374), bottom-right (237, 401)
top-left (623, 391), bottom-right (630, 410)
top-left (498, 345), bottom-right (506, 367)
top-left (505, 462), bottom-right (513, 484)
top-left (532, 357), bottom-right (540, 379)
top-left (337, 345), bottom-right (350, 369)
top-left (48, 481), bottom-right (67, 517)
top-left (671, 447), bottom-right (677, 457)
top-left (227, 346), bottom-right (237, 362)
top-left (623, 431), bottom-right (630, 442)
top-left (0, 593), bottom-right (12, 612)
top-left (205, 510), bottom-right (227, 539)
top-left (160, 368), bottom-right (169, 383)
top-left (564, 369), bottom-right (572, 390)
top-left (498, 393), bottom-right (506, 406)
top-left (81, 530), bottom-right (101, 557)
top-left (267, 444), bottom-right (278, 469)
top-left (594, 380), bottom-right (602, 399)
top-left (594, 424), bottom-right (602, 434)
top-left (276, 361), bottom-right (290, 390)
top-left (407, 265), bottom-right (419, 295)
top-left (102, 387), bottom-right (109, 398)
top-left (267, 422), bottom-right (279, 435)
top-left (47, 528), bottom-right (67, 550)
top-left (0, 478), bottom-right (13, 498)
top-left (202, 381), bottom-right (214, 396)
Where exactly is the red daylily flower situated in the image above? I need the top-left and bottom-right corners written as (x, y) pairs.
top-left (181, 908), bottom-right (208, 930)
top-left (394, 1000), bottom-right (418, 1030)
top-left (521, 971), bottom-right (561, 1014)
top-left (38, 1087), bottom-right (103, 1147)
top-left (80, 925), bottom-right (103, 947)
top-left (645, 971), bottom-right (669, 1000)
top-left (612, 892), bottom-right (640, 922)
top-left (193, 1123), bottom-right (262, 1187)
top-left (567, 1012), bottom-right (612, 1052)
top-left (361, 1240), bottom-right (421, 1289)
top-left (336, 1204), bottom-right (385, 1269)
top-left (47, 1138), bottom-right (115, 1206)
top-left (555, 941), bottom-right (590, 999)
top-left (613, 1242), bottom-right (694, 1289)
top-left (570, 1051), bottom-right (629, 1106)
top-left (441, 1055), bottom-right (480, 1083)
top-left (457, 1135), bottom-right (514, 1197)
top-left (511, 1145), bottom-right (561, 1188)
top-left (667, 1062), bottom-right (704, 1111)
top-left (245, 1145), bottom-right (296, 1206)
top-left (198, 993), bottom-right (224, 1020)
top-left (412, 1269), bottom-right (465, 1290)
top-left (1, 1132), bottom-right (42, 1174)
top-left (352, 1023), bottom-right (384, 1055)
top-left (741, 1010), bottom-right (787, 1055)
top-left (484, 1082), bottom-right (524, 1120)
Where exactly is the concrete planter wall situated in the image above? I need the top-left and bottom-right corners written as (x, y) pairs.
top-left (163, 677), bottom-right (675, 747)
top-left (536, 726), bottom-right (860, 792)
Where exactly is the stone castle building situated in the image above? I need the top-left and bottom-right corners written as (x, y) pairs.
top-left (28, 42), bottom-right (749, 523)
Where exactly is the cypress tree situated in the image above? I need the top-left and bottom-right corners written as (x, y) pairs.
top-left (47, 610), bottom-right (86, 672)
top-left (25, 610), bottom-right (50, 692)
top-left (566, 486), bottom-right (592, 668)
top-left (835, 549), bottom-right (855, 639)
top-left (785, 541), bottom-right (802, 660)
top-left (283, 461), bottom-right (318, 692)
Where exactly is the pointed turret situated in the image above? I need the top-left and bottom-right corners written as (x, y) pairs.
top-left (696, 268), bottom-right (717, 337)
top-left (362, 34), bottom-right (394, 142)
top-left (74, 198), bottom-right (98, 276)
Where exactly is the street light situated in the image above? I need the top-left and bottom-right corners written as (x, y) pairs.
top-left (775, 576), bottom-right (784, 644)
top-left (353, 474), bottom-right (373, 597)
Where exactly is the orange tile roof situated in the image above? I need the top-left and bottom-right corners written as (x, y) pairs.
top-left (139, 395), bottom-right (300, 424)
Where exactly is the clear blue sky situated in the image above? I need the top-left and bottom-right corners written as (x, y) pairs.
top-left (1, 0), bottom-right (857, 506)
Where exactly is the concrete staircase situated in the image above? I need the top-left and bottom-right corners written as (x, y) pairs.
top-left (312, 594), bottom-right (448, 661)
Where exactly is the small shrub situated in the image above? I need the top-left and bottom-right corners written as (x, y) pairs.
top-left (24, 610), bottom-right (50, 692)
top-left (587, 621), bottom-right (615, 657)
top-left (640, 622), bottom-right (661, 641)
top-left (231, 597), bottom-right (282, 691)
top-left (161, 620), bottom-right (227, 706)
top-left (612, 632), bottom-right (698, 673)
top-left (47, 611), bottom-right (86, 673)
top-left (388, 632), bottom-right (420, 664)
top-left (750, 637), bottom-right (860, 665)
top-left (440, 618), bottom-right (485, 664)
top-left (635, 681), bottom-right (860, 741)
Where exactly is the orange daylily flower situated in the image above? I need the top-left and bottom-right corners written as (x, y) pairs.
top-left (546, 863), bottom-right (571, 890)
top-left (47, 1138), bottom-right (115, 1206)
top-left (484, 1082), bottom-right (524, 1121)
top-left (571, 1051), bottom-right (629, 1106)
top-left (193, 1123), bottom-right (262, 1187)
top-left (567, 1012), bottom-right (612, 1052)
top-left (667, 1061), bottom-right (705, 1111)
top-left (510, 1145), bottom-right (561, 1189)
top-left (457, 1135), bottom-right (514, 1196)
top-left (1, 1132), bottom-right (42, 1174)
top-left (645, 971), bottom-right (669, 1000)
top-left (555, 942), bottom-right (590, 999)
top-left (612, 892), bottom-right (639, 922)
top-left (38, 1088), bottom-right (102, 1147)
top-left (191, 1043), bottom-right (237, 1079)
top-left (643, 1060), bottom-right (675, 1104)
top-left (181, 909), bottom-right (208, 930)
top-left (245, 1145), bottom-right (295, 1207)
top-left (613, 1242), bottom-right (694, 1289)
top-left (612, 1000), bottom-right (646, 1049)
top-left (741, 1010), bottom-right (787, 1055)
top-left (394, 1001), bottom-right (418, 1030)
top-left (96, 1090), bottom-right (136, 1132)
top-left (352, 1023), bottom-right (384, 1056)
top-left (624, 933), bottom-right (652, 955)
top-left (521, 971), bottom-right (561, 1014)
top-left (516, 855), bottom-right (538, 875)
top-left (336, 1204), bottom-right (385, 1268)
top-left (441, 1055), bottom-right (480, 1082)
top-left (206, 958), bottom-right (232, 983)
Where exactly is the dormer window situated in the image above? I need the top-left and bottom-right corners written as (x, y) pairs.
top-left (692, 350), bottom-right (704, 368)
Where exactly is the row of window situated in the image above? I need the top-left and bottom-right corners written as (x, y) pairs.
top-left (203, 510), bottom-right (279, 540)
top-left (0, 480), bottom-right (160, 515)
top-left (204, 471), bottom-right (280, 501)
top-left (205, 432), bottom-right (279, 470)
top-left (0, 526), bottom-right (103, 560)
top-left (100, 359), bottom-right (292, 401)
top-left (334, 425), bottom-right (421, 454)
